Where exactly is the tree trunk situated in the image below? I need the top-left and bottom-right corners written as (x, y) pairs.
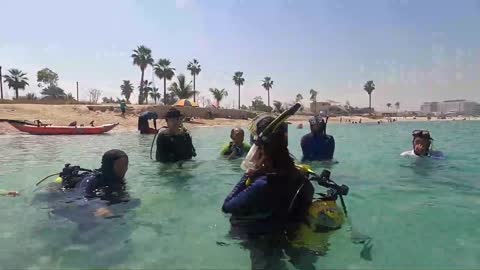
top-left (15, 88), bottom-right (19, 100)
top-left (163, 78), bottom-right (167, 105)
top-left (193, 74), bottom-right (196, 102)
top-left (369, 94), bottom-right (372, 112)
top-left (267, 89), bottom-right (270, 107)
top-left (139, 70), bottom-right (145, 105)
top-left (238, 85), bottom-right (241, 109)
top-left (1, 66), bottom-right (4, 99)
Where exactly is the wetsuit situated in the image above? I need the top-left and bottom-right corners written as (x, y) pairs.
top-left (156, 130), bottom-right (196, 163)
top-left (301, 133), bottom-right (335, 162)
top-left (222, 171), bottom-right (315, 270)
top-left (138, 111), bottom-right (158, 134)
top-left (221, 142), bottom-right (251, 157)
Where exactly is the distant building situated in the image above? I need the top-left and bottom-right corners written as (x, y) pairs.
top-left (310, 101), bottom-right (331, 114)
top-left (420, 100), bottom-right (480, 115)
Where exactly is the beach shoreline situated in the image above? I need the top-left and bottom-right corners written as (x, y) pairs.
top-left (0, 104), bottom-right (478, 135)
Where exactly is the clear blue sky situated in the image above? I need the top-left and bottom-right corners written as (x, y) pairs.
top-left (1, 0), bottom-right (479, 110)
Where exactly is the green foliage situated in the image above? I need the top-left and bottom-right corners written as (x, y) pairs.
top-left (250, 96), bottom-right (272, 112)
top-left (273, 100), bottom-right (284, 113)
top-left (240, 104), bottom-right (248, 110)
top-left (102, 97), bottom-right (120, 104)
top-left (164, 92), bottom-right (178, 105)
top-left (26, 93), bottom-right (37, 100)
top-left (169, 74), bottom-right (194, 99)
top-left (364, 80), bottom-right (376, 111)
top-left (41, 85), bottom-right (66, 99)
top-left (261, 76), bottom-right (274, 107)
top-left (209, 88), bottom-right (228, 107)
top-left (295, 93), bottom-right (303, 103)
top-left (3, 68), bottom-right (29, 99)
top-left (154, 58), bottom-right (176, 105)
top-left (131, 45), bottom-right (154, 104)
top-left (149, 87), bottom-right (161, 104)
top-left (120, 80), bottom-right (134, 102)
top-left (233, 71), bottom-right (245, 109)
top-left (37, 68), bottom-right (59, 88)
top-left (187, 59), bottom-right (201, 102)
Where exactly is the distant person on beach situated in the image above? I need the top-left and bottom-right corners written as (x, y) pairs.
top-left (221, 128), bottom-right (251, 159)
top-left (120, 100), bottom-right (127, 117)
top-left (137, 111), bottom-right (158, 134)
top-left (156, 108), bottom-right (196, 163)
top-left (301, 116), bottom-right (335, 162)
top-left (401, 130), bottom-right (444, 159)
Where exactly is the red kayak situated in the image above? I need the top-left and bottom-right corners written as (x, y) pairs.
top-left (6, 120), bottom-right (118, 135)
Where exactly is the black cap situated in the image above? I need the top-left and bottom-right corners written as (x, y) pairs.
top-left (165, 108), bottom-right (182, 119)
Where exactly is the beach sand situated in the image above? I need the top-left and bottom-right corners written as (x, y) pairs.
top-left (0, 104), bottom-right (478, 135)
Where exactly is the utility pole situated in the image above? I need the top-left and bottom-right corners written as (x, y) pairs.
top-left (0, 66), bottom-right (3, 100)
top-left (76, 81), bottom-right (79, 101)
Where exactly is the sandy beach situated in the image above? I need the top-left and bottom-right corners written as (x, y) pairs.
top-left (0, 104), bottom-right (478, 135)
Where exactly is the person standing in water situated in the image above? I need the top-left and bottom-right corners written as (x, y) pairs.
top-left (401, 130), bottom-right (444, 158)
top-left (155, 108), bottom-right (196, 163)
top-left (301, 115), bottom-right (335, 162)
top-left (222, 115), bottom-right (315, 270)
top-left (221, 128), bottom-right (251, 159)
top-left (138, 111), bottom-right (158, 134)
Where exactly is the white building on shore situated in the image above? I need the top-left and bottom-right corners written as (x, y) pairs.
top-left (420, 100), bottom-right (480, 115)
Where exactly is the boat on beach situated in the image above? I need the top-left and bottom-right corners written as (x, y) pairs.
top-left (3, 120), bottom-right (118, 135)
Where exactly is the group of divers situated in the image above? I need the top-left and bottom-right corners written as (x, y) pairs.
top-left (2, 103), bottom-right (444, 269)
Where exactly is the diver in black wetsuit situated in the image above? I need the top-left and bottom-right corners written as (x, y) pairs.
top-left (222, 115), bottom-right (315, 270)
top-left (155, 108), bottom-right (196, 163)
top-left (138, 111), bottom-right (158, 134)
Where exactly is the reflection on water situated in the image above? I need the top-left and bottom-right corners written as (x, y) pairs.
top-left (0, 122), bottom-right (479, 269)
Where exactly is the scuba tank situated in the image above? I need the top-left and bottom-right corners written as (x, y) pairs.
top-left (35, 163), bottom-right (92, 188)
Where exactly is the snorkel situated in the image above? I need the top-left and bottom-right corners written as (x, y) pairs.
top-left (241, 103), bottom-right (301, 171)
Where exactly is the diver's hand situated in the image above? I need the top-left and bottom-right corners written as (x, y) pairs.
top-left (95, 207), bottom-right (113, 218)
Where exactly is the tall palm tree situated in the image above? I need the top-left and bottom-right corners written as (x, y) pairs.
top-left (387, 103), bottom-right (392, 111)
top-left (120, 80), bottom-right (134, 103)
top-left (154, 58), bottom-right (176, 105)
top-left (209, 88), bottom-right (228, 108)
top-left (363, 80), bottom-right (375, 111)
top-left (131, 45), bottom-right (153, 104)
top-left (395, 101), bottom-right (400, 112)
top-left (143, 80), bottom-right (153, 104)
top-left (233, 71), bottom-right (245, 109)
top-left (261, 77), bottom-right (274, 107)
top-left (169, 74), bottom-right (194, 99)
top-left (3, 69), bottom-right (29, 99)
top-left (295, 93), bottom-right (303, 103)
top-left (187, 59), bottom-right (201, 102)
top-left (149, 87), bottom-right (161, 104)
top-left (309, 89), bottom-right (318, 113)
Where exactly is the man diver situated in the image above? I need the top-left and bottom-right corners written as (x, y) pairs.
top-left (221, 128), bottom-right (251, 159)
top-left (401, 130), bottom-right (444, 158)
top-left (301, 115), bottom-right (335, 162)
top-left (155, 108), bottom-right (196, 163)
top-left (138, 111), bottom-right (158, 134)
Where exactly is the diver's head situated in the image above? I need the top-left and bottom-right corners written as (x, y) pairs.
top-left (165, 108), bottom-right (182, 131)
top-left (412, 130), bottom-right (433, 156)
top-left (101, 149), bottom-right (129, 180)
top-left (230, 128), bottom-right (245, 145)
top-left (252, 116), bottom-right (294, 172)
top-left (309, 115), bottom-right (326, 136)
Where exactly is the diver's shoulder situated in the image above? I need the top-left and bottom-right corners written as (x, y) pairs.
top-left (430, 150), bottom-right (445, 159)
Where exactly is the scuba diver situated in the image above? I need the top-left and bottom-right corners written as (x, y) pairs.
top-left (401, 130), bottom-right (444, 159)
top-left (35, 149), bottom-right (132, 218)
top-left (222, 104), bottom-right (363, 269)
top-left (301, 115), bottom-right (335, 162)
top-left (220, 128), bottom-right (251, 159)
top-left (155, 108), bottom-right (196, 163)
top-left (138, 111), bottom-right (158, 134)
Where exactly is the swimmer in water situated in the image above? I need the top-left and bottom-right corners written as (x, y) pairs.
top-left (221, 128), bottom-right (251, 159)
top-left (401, 130), bottom-right (444, 159)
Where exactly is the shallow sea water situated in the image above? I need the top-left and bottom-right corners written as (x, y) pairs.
top-left (0, 121), bottom-right (479, 269)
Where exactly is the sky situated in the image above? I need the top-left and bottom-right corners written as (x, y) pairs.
top-left (1, 0), bottom-right (479, 110)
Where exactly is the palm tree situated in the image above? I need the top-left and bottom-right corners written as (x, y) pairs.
top-left (295, 93), bottom-right (303, 103)
top-left (363, 80), bottom-right (375, 111)
top-left (261, 77), bottom-right (274, 107)
top-left (233, 71), bottom-right (245, 109)
top-left (143, 80), bottom-right (153, 104)
top-left (149, 87), bottom-right (161, 104)
top-left (3, 69), bottom-right (29, 99)
top-left (169, 74), bottom-right (194, 99)
top-left (131, 45), bottom-right (154, 104)
top-left (209, 88), bottom-right (228, 107)
top-left (187, 59), bottom-right (201, 102)
top-left (387, 103), bottom-right (392, 110)
top-left (395, 101), bottom-right (400, 112)
top-left (120, 80), bottom-right (134, 103)
top-left (309, 89), bottom-right (318, 113)
top-left (154, 58), bottom-right (176, 105)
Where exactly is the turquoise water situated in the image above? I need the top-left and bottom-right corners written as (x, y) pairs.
top-left (1, 121), bottom-right (479, 269)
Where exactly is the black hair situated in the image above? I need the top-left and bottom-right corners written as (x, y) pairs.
top-left (256, 116), bottom-right (295, 174)
top-left (100, 149), bottom-right (128, 185)
top-left (230, 128), bottom-right (244, 139)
